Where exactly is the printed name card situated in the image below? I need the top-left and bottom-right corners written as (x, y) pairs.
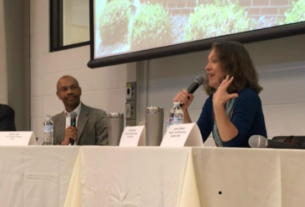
top-left (119, 126), bottom-right (146, 146)
top-left (161, 123), bottom-right (203, 147)
top-left (0, 131), bottom-right (37, 146)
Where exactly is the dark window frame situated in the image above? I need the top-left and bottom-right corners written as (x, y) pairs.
top-left (50, 0), bottom-right (90, 52)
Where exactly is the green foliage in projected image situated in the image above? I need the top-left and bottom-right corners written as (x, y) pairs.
top-left (99, 0), bottom-right (131, 45)
top-left (129, 4), bottom-right (172, 51)
top-left (185, 1), bottom-right (251, 41)
top-left (283, 0), bottom-right (305, 24)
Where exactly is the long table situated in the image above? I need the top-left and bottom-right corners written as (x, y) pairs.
top-left (1, 147), bottom-right (304, 207)
top-left (0, 146), bottom-right (79, 207)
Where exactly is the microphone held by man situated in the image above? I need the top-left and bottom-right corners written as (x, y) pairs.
top-left (60, 112), bottom-right (78, 145)
top-left (69, 112), bottom-right (77, 145)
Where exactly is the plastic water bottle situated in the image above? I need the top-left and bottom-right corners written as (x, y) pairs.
top-left (42, 115), bottom-right (54, 145)
top-left (166, 102), bottom-right (184, 130)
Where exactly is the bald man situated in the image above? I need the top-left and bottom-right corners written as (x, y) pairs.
top-left (52, 76), bottom-right (108, 145)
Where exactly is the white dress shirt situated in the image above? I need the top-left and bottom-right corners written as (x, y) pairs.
top-left (64, 103), bottom-right (81, 145)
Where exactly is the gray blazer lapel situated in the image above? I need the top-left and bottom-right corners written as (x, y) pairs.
top-left (77, 104), bottom-right (89, 144)
top-left (54, 112), bottom-right (65, 144)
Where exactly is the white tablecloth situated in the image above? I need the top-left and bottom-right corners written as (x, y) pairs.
top-left (2, 146), bottom-right (305, 207)
top-left (192, 147), bottom-right (305, 207)
top-left (79, 147), bottom-right (199, 207)
top-left (0, 146), bottom-right (79, 207)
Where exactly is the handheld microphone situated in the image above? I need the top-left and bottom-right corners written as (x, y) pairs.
top-left (180, 76), bottom-right (204, 107)
top-left (249, 135), bottom-right (305, 149)
top-left (70, 112), bottom-right (77, 145)
top-left (187, 76), bottom-right (204, 94)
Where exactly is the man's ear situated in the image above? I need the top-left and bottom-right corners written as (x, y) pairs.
top-left (79, 87), bottom-right (82, 96)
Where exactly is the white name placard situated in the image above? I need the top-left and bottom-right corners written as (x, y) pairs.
top-left (0, 131), bottom-right (37, 146)
top-left (161, 123), bottom-right (203, 147)
top-left (119, 126), bottom-right (146, 146)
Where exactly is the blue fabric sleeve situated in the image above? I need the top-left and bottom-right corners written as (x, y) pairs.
top-left (196, 97), bottom-right (212, 142)
top-left (222, 94), bottom-right (257, 147)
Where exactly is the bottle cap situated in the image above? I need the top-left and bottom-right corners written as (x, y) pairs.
top-left (108, 112), bottom-right (124, 118)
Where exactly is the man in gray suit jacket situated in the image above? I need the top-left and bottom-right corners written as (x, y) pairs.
top-left (53, 75), bottom-right (108, 145)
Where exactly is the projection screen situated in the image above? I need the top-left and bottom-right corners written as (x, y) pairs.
top-left (88, 0), bottom-right (305, 68)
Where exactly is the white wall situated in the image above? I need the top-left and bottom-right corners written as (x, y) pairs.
top-left (30, 0), bottom-right (135, 141)
top-left (63, 0), bottom-right (89, 45)
top-left (3, 0), bottom-right (30, 130)
top-left (146, 34), bottom-right (305, 140)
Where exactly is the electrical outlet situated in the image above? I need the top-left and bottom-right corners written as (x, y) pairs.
top-left (125, 103), bottom-right (131, 118)
top-left (126, 82), bottom-right (136, 101)
top-left (125, 101), bottom-right (136, 120)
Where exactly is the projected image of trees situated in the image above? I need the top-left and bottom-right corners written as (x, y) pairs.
top-left (95, 0), bottom-right (305, 58)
